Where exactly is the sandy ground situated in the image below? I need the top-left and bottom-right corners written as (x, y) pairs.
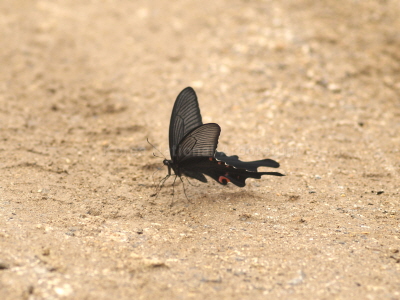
top-left (1, 0), bottom-right (400, 299)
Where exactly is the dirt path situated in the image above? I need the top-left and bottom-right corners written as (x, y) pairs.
top-left (1, 0), bottom-right (399, 299)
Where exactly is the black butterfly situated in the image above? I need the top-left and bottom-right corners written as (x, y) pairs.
top-left (162, 87), bottom-right (284, 189)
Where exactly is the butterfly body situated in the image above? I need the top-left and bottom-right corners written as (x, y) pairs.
top-left (163, 87), bottom-right (284, 188)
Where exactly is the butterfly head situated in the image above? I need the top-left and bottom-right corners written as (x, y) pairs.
top-left (163, 159), bottom-right (174, 176)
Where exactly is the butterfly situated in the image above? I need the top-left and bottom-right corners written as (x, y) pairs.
top-left (161, 87), bottom-right (284, 190)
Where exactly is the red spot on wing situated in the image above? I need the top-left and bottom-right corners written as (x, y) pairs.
top-left (209, 157), bottom-right (213, 161)
top-left (218, 176), bottom-right (231, 184)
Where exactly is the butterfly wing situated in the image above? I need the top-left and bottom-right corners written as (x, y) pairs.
top-left (169, 87), bottom-right (203, 160)
top-left (176, 123), bottom-right (221, 163)
top-left (215, 151), bottom-right (280, 172)
top-left (181, 156), bottom-right (284, 187)
top-left (173, 123), bottom-right (220, 182)
top-left (182, 170), bottom-right (208, 183)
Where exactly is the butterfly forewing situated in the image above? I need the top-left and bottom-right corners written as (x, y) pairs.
top-left (169, 87), bottom-right (203, 159)
top-left (176, 123), bottom-right (221, 163)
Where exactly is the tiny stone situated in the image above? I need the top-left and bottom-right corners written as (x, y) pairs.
top-left (328, 83), bottom-right (341, 93)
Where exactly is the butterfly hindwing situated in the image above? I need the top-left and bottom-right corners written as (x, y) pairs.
top-left (215, 151), bottom-right (280, 171)
top-left (175, 123), bottom-right (220, 163)
top-left (181, 156), bottom-right (284, 187)
top-left (182, 170), bottom-right (208, 183)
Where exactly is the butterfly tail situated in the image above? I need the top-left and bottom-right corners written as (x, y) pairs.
top-left (225, 170), bottom-right (284, 187)
top-left (215, 151), bottom-right (280, 171)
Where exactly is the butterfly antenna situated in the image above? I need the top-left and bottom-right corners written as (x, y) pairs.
top-left (146, 138), bottom-right (165, 159)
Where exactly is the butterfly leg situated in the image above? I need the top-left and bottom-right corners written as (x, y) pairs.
top-left (151, 165), bottom-right (164, 182)
top-left (150, 168), bottom-right (162, 197)
top-left (179, 176), bottom-right (192, 203)
top-left (169, 175), bottom-right (178, 207)
top-left (152, 174), bottom-right (170, 199)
